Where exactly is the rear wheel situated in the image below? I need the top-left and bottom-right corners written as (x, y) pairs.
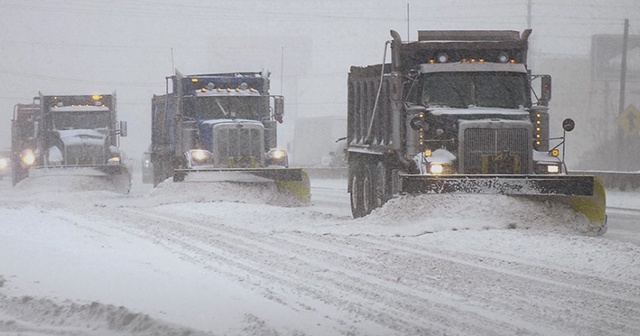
top-left (152, 159), bottom-right (168, 187)
top-left (362, 163), bottom-right (375, 216)
top-left (371, 161), bottom-right (391, 209)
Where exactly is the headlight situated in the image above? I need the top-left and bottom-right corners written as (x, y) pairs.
top-left (0, 158), bottom-right (7, 169)
top-left (188, 149), bottom-right (214, 166)
top-left (190, 149), bottom-right (212, 162)
top-left (266, 149), bottom-right (288, 167)
top-left (108, 156), bottom-right (121, 165)
top-left (269, 149), bottom-right (286, 160)
top-left (21, 149), bottom-right (36, 166)
top-left (430, 163), bottom-right (444, 174)
top-left (547, 164), bottom-right (560, 173)
top-left (429, 163), bottom-right (453, 174)
top-left (535, 163), bottom-right (561, 174)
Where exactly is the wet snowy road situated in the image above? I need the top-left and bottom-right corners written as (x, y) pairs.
top-left (0, 175), bottom-right (639, 335)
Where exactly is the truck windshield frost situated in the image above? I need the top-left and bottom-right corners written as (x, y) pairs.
top-left (419, 72), bottom-right (529, 109)
top-left (196, 96), bottom-right (263, 120)
top-left (52, 111), bottom-right (111, 130)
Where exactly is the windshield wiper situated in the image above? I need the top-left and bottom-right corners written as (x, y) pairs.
top-left (215, 99), bottom-right (228, 117)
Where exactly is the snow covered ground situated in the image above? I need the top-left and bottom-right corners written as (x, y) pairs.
top-left (0, 173), bottom-right (639, 335)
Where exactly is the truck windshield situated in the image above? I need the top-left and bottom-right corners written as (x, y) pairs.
top-left (52, 111), bottom-right (111, 130)
top-left (420, 72), bottom-right (529, 109)
top-left (197, 96), bottom-right (263, 120)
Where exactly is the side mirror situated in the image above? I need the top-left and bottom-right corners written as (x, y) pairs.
top-left (119, 121), bottom-right (128, 137)
top-left (562, 118), bottom-right (575, 132)
top-left (540, 75), bottom-right (552, 106)
top-left (273, 96), bottom-right (284, 123)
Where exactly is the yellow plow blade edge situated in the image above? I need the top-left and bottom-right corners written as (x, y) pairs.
top-left (275, 169), bottom-right (311, 203)
top-left (568, 175), bottom-right (607, 233)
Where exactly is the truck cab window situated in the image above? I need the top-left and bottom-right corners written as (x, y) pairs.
top-left (197, 96), bottom-right (261, 120)
top-left (52, 111), bottom-right (111, 130)
top-left (421, 72), bottom-right (528, 109)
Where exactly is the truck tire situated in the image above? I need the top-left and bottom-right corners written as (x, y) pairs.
top-left (350, 162), bottom-right (366, 218)
top-left (362, 163), bottom-right (376, 216)
top-left (371, 161), bottom-right (391, 209)
top-left (153, 160), bottom-right (167, 187)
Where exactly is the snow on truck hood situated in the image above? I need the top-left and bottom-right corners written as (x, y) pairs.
top-left (199, 118), bottom-right (262, 126)
top-left (56, 129), bottom-right (107, 146)
top-left (428, 106), bottom-right (530, 117)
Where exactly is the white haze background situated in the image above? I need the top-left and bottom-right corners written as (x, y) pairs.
top-left (1, 2), bottom-right (640, 335)
top-left (1, 0), bottom-right (639, 166)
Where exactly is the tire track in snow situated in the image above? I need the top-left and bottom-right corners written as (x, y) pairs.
top-left (345, 233), bottom-right (640, 336)
top-left (97, 207), bottom-right (564, 336)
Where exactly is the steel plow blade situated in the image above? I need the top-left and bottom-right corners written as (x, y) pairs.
top-left (174, 167), bottom-right (311, 203)
top-left (400, 174), bottom-right (607, 235)
top-left (400, 174), bottom-right (596, 196)
top-left (20, 165), bottom-right (132, 194)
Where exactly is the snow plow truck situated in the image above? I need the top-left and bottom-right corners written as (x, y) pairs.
top-left (346, 29), bottom-right (606, 234)
top-left (11, 93), bottom-right (131, 193)
top-left (150, 70), bottom-right (310, 202)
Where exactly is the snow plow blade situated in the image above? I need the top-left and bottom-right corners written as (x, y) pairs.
top-left (21, 165), bottom-right (132, 194)
top-left (96, 165), bottom-right (132, 194)
top-left (174, 167), bottom-right (311, 203)
top-left (400, 174), bottom-right (607, 234)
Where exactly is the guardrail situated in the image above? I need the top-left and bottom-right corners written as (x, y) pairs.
top-left (303, 167), bottom-right (348, 179)
top-left (570, 170), bottom-right (640, 191)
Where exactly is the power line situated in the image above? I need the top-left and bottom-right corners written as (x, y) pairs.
top-left (0, 69), bottom-right (161, 87)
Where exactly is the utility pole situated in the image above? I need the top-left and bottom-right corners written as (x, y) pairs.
top-left (617, 19), bottom-right (629, 169)
top-left (280, 46), bottom-right (284, 95)
top-left (407, 3), bottom-right (410, 42)
top-left (618, 19), bottom-right (629, 118)
top-left (527, 0), bottom-right (532, 29)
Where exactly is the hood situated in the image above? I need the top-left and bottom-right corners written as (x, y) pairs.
top-left (199, 118), bottom-right (263, 127)
top-left (428, 106), bottom-right (530, 119)
top-left (57, 129), bottom-right (107, 147)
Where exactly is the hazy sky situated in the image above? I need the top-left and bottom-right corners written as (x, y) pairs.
top-left (1, 0), bottom-right (638, 160)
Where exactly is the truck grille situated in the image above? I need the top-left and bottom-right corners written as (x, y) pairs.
top-left (65, 145), bottom-right (105, 166)
top-left (462, 128), bottom-right (530, 174)
top-left (216, 127), bottom-right (263, 168)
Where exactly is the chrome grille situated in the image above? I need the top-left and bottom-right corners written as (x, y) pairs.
top-left (216, 127), bottom-right (263, 168)
top-left (462, 128), bottom-right (530, 174)
top-left (65, 145), bottom-right (105, 166)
